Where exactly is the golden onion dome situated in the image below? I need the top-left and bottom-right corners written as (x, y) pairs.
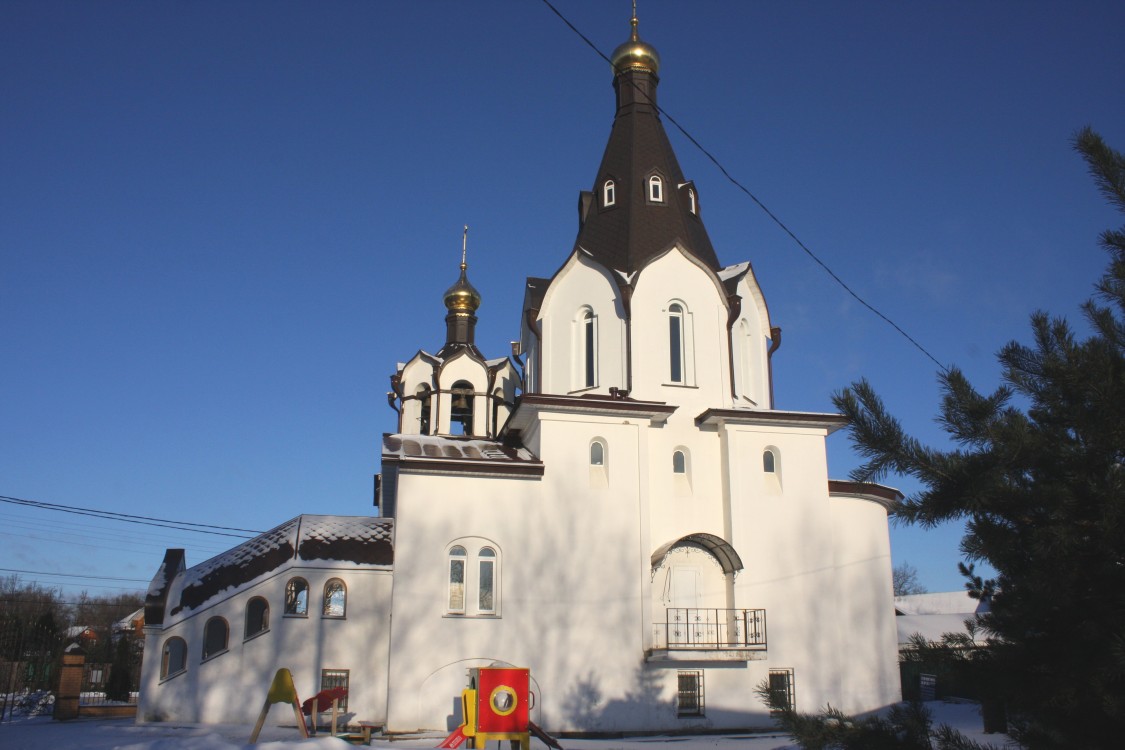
top-left (443, 263), bottom-right (481, 313)
top-left (610, 15), bottom-right (660, 75)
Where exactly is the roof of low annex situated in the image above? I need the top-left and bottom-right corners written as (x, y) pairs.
top-left (152, 515), bottom-right (394, 622)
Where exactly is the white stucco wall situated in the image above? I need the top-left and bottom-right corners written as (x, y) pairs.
top-left (535, 253), bottom-right (627, 397)
top-left (138, 564), bottom-right (392, 726)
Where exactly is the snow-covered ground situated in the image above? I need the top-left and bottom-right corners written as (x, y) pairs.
top-left (0, 702), bottom-right (1010, 750)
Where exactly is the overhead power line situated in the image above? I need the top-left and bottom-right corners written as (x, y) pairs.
top-left (0, 495), bottom-right (262, 539)
top-left (0, 567), bottom-right (149, 583)
top-left (539, 0), bottom-right (948, 372)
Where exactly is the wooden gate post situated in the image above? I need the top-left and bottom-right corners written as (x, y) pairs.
top-left (53, 646), bottom-right (86, 721)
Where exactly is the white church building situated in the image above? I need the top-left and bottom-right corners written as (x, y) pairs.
top-left (138, 16), bottom-right (902, 734)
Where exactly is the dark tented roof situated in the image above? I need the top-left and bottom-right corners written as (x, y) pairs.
top-left (572, 68), bottom-right (720, 273)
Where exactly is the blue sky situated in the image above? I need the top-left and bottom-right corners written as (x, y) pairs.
top-left (3, 0), bottom-right (1123, 600)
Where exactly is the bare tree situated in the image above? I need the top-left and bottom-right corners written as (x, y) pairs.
top-left (892, 562), bottom-right (927, 597)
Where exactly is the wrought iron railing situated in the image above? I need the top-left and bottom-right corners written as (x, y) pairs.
top-left (654, 608), bottom-right (767, 650)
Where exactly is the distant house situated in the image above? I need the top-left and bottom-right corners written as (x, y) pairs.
top-left (112, 608), bottom-right (145, 641)
top-left (894, 591), bottom-right (989, 647)
top-left (895, 591), bottom-right (990, 701)
top-left (65, 625), bottom-right (98, 650)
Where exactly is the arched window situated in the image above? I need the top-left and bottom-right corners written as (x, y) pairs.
top-left (245, 597), bottom-right (269, 639)
top-left (478, 547), bottom-right (496, 614)
top-left (668, 303), bottom-right (685, 383)
top-left (446, 541), bottom-right (501, 617)
top-left (448, 545), bottom-right (467, 614)
top-left (603, 179), bottom-right (616, 207)
top-left (648, 175), bottom-right (664, 202)
top-left (202, 617), bottom-right (228, 660)
top-left (673, 450), bottom-right (688, 475)
top-left (582, 308), bottom-right (597, 388)
top-left (323, 578), bottom-right (346, 618)
top-left (763, 446), bottom-right (782, 493)
top-left (161, 637), bottom-right (187, 679)
top-left (738, 319), bottom-right (753, 401)
top-left (285, 577), bottom-right (309, 616)
top-left (590, 440), bottom-right (605, 466)
top-left (450, 380), bottom-right (475, 435)
top-left (688, 188), bottom-right (697, 214)
top-left (416, 384), bottom-right (432, 436)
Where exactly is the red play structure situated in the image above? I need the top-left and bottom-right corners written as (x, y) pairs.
top-left (437, 667), bottom-right (563, 750)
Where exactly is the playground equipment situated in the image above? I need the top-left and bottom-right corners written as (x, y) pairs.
top-left (249, 668), bottom-right (308, 744)
top-left (437, 667), bottom-right (563, 750)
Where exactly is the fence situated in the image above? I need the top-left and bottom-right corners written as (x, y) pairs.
top-left (1, 620), bottom-right (64, 723)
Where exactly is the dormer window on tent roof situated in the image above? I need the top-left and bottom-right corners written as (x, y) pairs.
top-left (648, 175), bottom-right (664, 203)
top-left (603, 179), bottom-right (616, 207)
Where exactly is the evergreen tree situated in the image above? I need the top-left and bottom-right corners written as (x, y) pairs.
top-left (832, 128), bottom-right (1125, 749)
top-left (104, 634), bottom-right (134, 703)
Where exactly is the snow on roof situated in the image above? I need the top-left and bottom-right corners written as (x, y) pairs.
top-left (383, 434), bottom-right (539, 463)
top-left (164, 514), bottom-right (393, 619)
top-left (113, 607), bottom-right (144, 631)
top-left (896, 613), bottom-right (985, 646)
top-left (894, 591), bottom-right (988, 616)
top-left (717, 261), bottom-right (750, 280)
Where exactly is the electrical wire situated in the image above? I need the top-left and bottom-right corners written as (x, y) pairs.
top-left (0, 523), bottom-right (230, 556)
top-left (0, 567), bottom-right (148, 583)
top-left (538, 0), bottom-right (948, 372)
top-left (0, 494), bottom-right (261, 538)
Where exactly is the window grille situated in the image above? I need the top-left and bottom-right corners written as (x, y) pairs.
top-left (768, 668), bottom-right (795, 714)
top-left (677, 670), bottom-right (704, 716)
top-left (320, 669), bottom-right (350, 711)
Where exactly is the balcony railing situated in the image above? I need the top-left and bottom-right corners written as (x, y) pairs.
top-left (654, 608), bottom-right (767, 651)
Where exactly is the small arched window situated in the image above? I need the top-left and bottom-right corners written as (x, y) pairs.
top-left (478, 547), bottom-right (496, 614)
top-left (763, 449), bottom-right (777, 473)
top-left (245, 597), bottom-right (269, 639)
top-left (448, 545), bottom-right (467, 614)
top-left (668, 303), bottom-right (685, 383)
top-left (603, 179), bottom-right (616, 207)
top-left (672, 450), bottom-right (687, 474)
top-left (202, 617), bottom-right (228, 660)
top-left (688, 188), bottom-right (697, 214)
top-left (323, 578), bottom-right (346, 618)
top-left (590, 440), bottom-right (605, 466)
top-left (161, 636), bottom-right (187, 679)
top-left (648, 175), bottom-right (664, 203)
top-left (285, 577), bottom-right (309, 616)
